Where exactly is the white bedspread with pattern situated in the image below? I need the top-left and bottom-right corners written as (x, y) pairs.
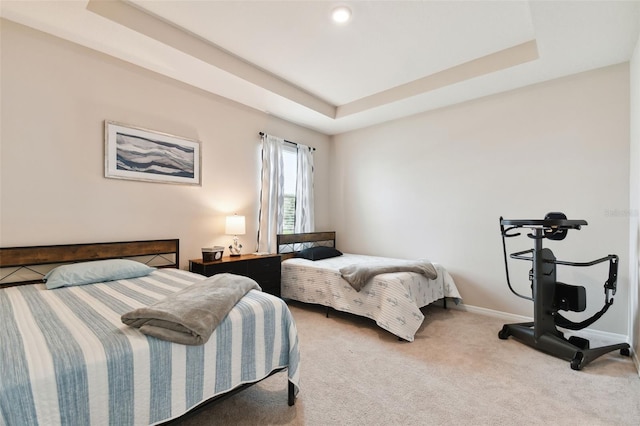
top-left (282, 253), bottom-right (461, 341)
top-left (0, 269), bottom-right (300, 426)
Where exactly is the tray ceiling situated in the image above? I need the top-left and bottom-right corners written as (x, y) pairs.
top-left (2, 0), bottom-right (639, 135)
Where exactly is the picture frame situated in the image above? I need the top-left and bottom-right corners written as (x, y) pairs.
top-left (104, 120), bottom-right (201, 185)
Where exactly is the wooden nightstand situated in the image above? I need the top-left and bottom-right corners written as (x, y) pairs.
top-left (189, 253), bottom-right (282, 297)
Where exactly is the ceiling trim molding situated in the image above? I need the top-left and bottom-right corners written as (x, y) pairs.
top-left (86, 0), bottom-right (337, 119)
top-left (336, 40), bottom-right (539, 118)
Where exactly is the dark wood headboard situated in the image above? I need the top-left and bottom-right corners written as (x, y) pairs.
top-left (276, 232), bottom-right (336, 260)
top-left (0, 239), bottom-right (179, 287)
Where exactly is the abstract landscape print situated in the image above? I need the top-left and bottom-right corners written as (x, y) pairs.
top-left (105, 121), bottom-right (201, 185)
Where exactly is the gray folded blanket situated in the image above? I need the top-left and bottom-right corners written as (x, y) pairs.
top-left (121, 273), bottom-right (260, 345)
top-left (340, 259), bottom-right (438, 291)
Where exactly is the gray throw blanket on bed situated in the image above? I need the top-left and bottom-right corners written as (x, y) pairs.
top-left (340, 259), bottom-right (438, 291)
top-left (121, 273), bottom-right (260, 345)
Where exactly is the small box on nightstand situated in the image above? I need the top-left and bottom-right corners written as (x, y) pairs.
top-left (202, 246), bottom-right (225, 262)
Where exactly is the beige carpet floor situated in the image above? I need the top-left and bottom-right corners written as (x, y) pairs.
top-left (174, 301), bottom-right (639, 426)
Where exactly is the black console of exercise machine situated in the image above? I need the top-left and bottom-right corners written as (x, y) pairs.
top-left (499, 213), bottom-right (630, 370)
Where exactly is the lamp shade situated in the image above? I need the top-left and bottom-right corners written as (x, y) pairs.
top-left (225, 215), bottom-right (246, 235)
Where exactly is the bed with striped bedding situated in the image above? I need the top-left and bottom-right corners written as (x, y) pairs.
top-left (0, 268), bottom-right (300, 425)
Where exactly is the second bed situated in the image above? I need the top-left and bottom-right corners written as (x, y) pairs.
top-left (278, 232), bottom-right (461, 342)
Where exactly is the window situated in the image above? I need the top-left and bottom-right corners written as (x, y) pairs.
top-left (282, 145), bottom-right (297, 234)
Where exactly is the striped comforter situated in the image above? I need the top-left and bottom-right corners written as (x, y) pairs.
top-left (0, 269), bottom-right (300, 426)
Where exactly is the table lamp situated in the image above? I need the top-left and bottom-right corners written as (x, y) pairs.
top-left (225, 214), bottom-right (246, 256)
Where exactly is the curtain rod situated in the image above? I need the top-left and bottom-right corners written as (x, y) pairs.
top-left (259, 132), bottom-right (315, 151)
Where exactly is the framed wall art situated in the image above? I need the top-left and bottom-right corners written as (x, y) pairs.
top-left (104, 121), bottom-right (201, 185)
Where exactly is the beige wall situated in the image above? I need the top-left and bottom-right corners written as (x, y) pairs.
top-left (1, 17), bottom-right (636, 344)
top-left (331, 64), bottom-right (631, 335)
top-left (0, 20), bottom-right (331, 268)
top-left (630, 31), bottom-right (640, 371)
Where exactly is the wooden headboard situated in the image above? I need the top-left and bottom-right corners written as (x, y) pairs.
top-left (276, 232), bottom-right (336, 260)
top-left (0, 239), bottom-right (179, 287)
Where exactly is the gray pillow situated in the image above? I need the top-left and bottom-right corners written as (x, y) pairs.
top-left (44, 259), bottom-right (155, 289)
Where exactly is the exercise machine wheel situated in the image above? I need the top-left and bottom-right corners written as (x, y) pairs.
top-left (498, 326), bottom-right (510, 340)
top-left (570, 353), bottom-right (584, 371)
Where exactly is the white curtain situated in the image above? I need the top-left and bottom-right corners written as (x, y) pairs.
top-left (294, 144), bottom-right (314, 233)
top-left (257, 134), bottom-right (284, 253)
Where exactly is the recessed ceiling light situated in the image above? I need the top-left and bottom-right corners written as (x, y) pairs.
top-left (331, 6), bottom-right (352, 24)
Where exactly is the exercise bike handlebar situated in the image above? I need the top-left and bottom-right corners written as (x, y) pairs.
top-left (501, 218), bottom-right (587, 241)
top-left (510, 250), bottom-right (616, 269)
top-left (500, 218), bottom-right (588, 228)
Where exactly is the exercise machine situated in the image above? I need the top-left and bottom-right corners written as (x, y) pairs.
top-left (499, 212), bottom-right (630, 370)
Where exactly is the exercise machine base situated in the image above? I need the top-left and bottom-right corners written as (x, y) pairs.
top-left (499, 322), bottom-right (630, 370)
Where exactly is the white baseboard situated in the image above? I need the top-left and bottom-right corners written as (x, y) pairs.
top-left (450, 302), bottom-right (531, 323)
top-left (449, 302), bottom-right (630, 344)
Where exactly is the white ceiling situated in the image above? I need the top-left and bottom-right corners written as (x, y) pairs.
top-left (2, 1), bottom-right (639, 135)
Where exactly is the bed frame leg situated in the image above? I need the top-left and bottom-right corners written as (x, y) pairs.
top-left (325, 306), bottom-right (330, 318)
top-left (288, 381), bottom-right (296, 406)
top-left (443, 297), bottom-right (447, 309)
